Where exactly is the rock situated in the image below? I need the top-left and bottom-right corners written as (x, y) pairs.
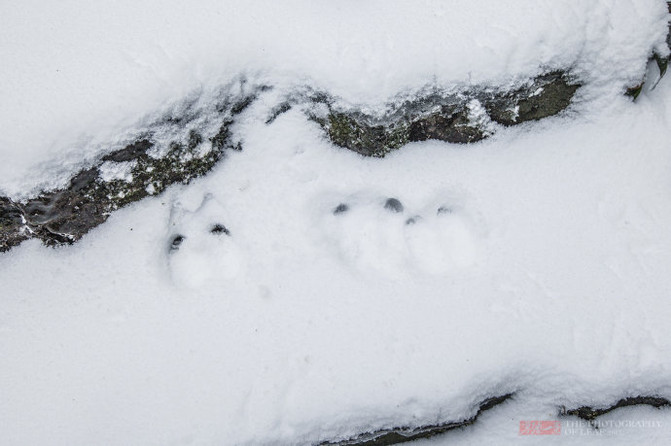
top-left (320, 394), bottom-right (513, 446)
top-left (325, 112), bottom-right (410, 157)
top-left (625, 5), bottom-right (671, 100)
top-left (317, 71), bottom-right (580, 156)
top-left (562, 396), bottom-right (671, 422)
top-left (625, 83), bottom-right (645, 100)
top-left (320, 393), bottom-right (671, 446)
top-left (0, 82), bottom-right (260, 252)
top-left (408, 106), bottom-right (485, 144)
top-left (102, 139), bottom-right (152, 162)
top-left (266, 101), bottom-right (293, 124)
top-left (483, 71), bottom-right (579, 125)
top-left (0, 198), bottom-right (24, 231)
top-left (0, 198), bottom-right (29, 252)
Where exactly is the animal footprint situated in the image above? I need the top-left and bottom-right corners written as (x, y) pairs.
top-left (327, 194), bottom-right (481, 274)
top-left (404, 205), bottom-right (479, 273)
top-left (167, 194), bottom-right (242, 288)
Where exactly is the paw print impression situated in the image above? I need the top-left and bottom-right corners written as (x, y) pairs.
top-left (405, 203), bottom-right (480, 274)
top-left (167, 195), bottom-right (242, 288)
top-left (328, 194), bottom-right (483, 275)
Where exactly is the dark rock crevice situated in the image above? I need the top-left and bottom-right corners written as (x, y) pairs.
top-left (319, 393), bottom-right (514, 446)
top-left (561, 395), bottom-right (671, 423)
top-left (317, 393), bottom-right (671, 446)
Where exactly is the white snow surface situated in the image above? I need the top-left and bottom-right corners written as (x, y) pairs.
top-left (99, 160), bottom-right (136, 183)
top-left (2, 1), bottom-right (671, 445)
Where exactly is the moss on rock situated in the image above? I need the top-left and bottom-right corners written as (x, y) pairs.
top-left (318, 71), bottom-right (580, 155)
top-left (484, 71), bottom-right (579, 125)
top-left (327, 113), bottom-right (410, 157)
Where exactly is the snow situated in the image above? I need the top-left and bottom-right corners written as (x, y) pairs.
top-left (99, 160), bottom-right (136, 183)
top-left (466, 99), bottom-right (496, 136)
top-left (2, 1), bottom-right (671, 445)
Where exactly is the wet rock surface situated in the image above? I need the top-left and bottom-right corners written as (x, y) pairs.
top-left (483, 72), bottom-right (579, 125)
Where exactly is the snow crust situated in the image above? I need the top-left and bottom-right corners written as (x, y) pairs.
top-left (2, 1), bottom-right (671, 445)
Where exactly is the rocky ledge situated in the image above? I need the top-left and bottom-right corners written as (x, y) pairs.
top-left (310, 71), bottom-right (580, 157)
top-left (0, 67), bottom-right (631, 253)
top-left (319, 394), bottom-right (671, 445)
top-left (562, 395), bottom-right (671, 423)
top-left (320, 394), bottom-right (513, 446)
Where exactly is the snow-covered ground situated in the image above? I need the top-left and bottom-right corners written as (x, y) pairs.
top-left (2, 1), bottom-right (671, 445)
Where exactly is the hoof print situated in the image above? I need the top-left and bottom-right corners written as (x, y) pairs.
top-left (437, 206), bottom-right (453, 215)
top-left (384, 198), bottom-right (404, 213)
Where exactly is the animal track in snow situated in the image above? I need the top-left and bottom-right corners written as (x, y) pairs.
top-left (166, 194), bottom-right (242, 288)
top-left (324, 194), bottom-right (483, 275)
